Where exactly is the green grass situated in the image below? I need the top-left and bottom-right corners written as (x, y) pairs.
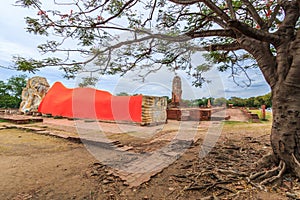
top-left (222, 121), bottom-right (249, 125)
top-left (249, 109), bottom-right (272, 121)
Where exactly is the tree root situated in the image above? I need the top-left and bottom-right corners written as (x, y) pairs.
top-left (250, 160), bottom-right (286, 185)
top-left (260, 160), bottom-right (286, 185)
top-left (255, 152), bottom-right (278, 169)
top-left (216, 169), bottom-right (248, 177)
top-left (292, 153), bottom-right (300, 168)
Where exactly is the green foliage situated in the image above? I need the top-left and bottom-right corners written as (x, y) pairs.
top-left (13, 56), bottom-right (41, 73)
top-left (15, 0), bottom-right (41, 8)
top-left (116, 92), bottom-right (129, 96)
top-left (223, 121), bottom-right (248, 125)
top-left (181, 97), bottom-right (214, 107)
top-left (181, 93), bottom-right (271, 108)
top-left (13, 56), bottom-right (63, 74)
top-left (60, 64), bottom-right (82, 79)
top-left (0, 95), bottom-right (20, 109)
top-left (78, 76), bottom-right (98, 88)
top-left (192, 63), bottom-right (212, 87)
top-left (0, 75), bottom-right (27, 108)
top-left (214, 97), bottom-right (227, 106)
top-left (107, 0), bottom-right (125, 14)
top-left (227, 93), bottom-right (272, 108)
top-left (0, 81), bottom-right (9, 96)
top-left (7, 74), bottom-right (27, 97)
top-left (249, 109), bottom-right (272, 121)
top-left (76, 29), bottom-right (96, 46)
top-left (25, 17), bottom-right (48, 35)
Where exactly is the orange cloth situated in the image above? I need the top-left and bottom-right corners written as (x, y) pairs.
top-left (38, 82), bottom-right (142, 122)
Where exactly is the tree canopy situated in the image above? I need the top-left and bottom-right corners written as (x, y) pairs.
top-left (227, 93), bottom-right (271, 108)
top-left (12, 0), bottom-right (299, 87)
top-left (0, 75), bottom-right (27, 108)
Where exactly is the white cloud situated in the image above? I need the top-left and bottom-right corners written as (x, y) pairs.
top-left (0, 39), bottom-right (38, 62)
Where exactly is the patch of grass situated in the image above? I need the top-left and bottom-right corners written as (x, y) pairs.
top-left (222, 121), bottom-right (249, 125)
top-left (222, 119), bottom-right (272, 137)
top-left (249, 109), bottom-right (272, 122)
top-left (222, 121), bottom-right (257, 131)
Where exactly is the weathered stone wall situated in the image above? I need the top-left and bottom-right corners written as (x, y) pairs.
top-left (141, 96), bottom-right (167, 125)
top-left (19, 76), bottom-right (50, 113)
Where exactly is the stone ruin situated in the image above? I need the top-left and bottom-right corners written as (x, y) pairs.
top-left (207, 99), bottom-right (211, 108)
top-left (19, 76), bottom-right (50, 114)
top-left (167, 76), bottom-right (212, 121)
top-left (170, 76), bottom-right (182, 108)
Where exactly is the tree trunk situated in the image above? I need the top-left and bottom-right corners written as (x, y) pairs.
top-left (268, 28), bottom-right (300, 177)
top-left (271, 79), bottom-right (300, 177)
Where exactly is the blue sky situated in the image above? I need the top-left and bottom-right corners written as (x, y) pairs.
top-left (0, 1), bottom-right (271, 99)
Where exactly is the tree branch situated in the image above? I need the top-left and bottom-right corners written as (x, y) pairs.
top-left (226, 0), bottom-right (236, 20)
top-left (202, 0), bottom-right (231, 22)
top-left (94, 0), bottom-right (138, 25)
top-left (160, 6), bottom-right (187, 28)
top-left (204, 42), bottom-right (242, 51)
top-left (121, 39), bottom-right (155, 75)
top-left (142, 0), bottom-right (157, 27)
top-left (239, 36), bottom-right (277, 87)
top-left (267, 4), bottom-right (281, 28)
top-left (190, 42), bottom-right (242, 51)
top-left (208, 16), bottom-right (227, 28)
top-left (286, 30), bottom-right (300, 86)
top-left (187, 29), bottom-right (236, 38)
top-left (167, 0), bottom-right (201, 5)
top-left (54, 0), bottom-right (77, 6)
top-left (276, 1), bottom-right (300, 40)
top-left (77, 0), bottom-right (110, 15)
top-left (228, 20), bottom-right (281, 45)
top-left (241, 0), bottom-right (265, 28)
top-left (168, 0), bottom-right (230, 22)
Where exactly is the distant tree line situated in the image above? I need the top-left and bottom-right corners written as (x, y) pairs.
top-left (0, 75), bottom-right (27, 108)
top-left (181, 93), bottom-right (272, 108)
top-left (226, 93), bottom-right (272, 108)
top-left (100, 91), bottom-right (272, 108)
top-left (116, 92), bottom-right (130, 96)
top-left (181, 97), bottom-right (215, 107)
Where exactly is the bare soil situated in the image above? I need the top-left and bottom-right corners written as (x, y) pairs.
top-left (0, 114), bottom-right (299, 199)
top-left (0, 129), bottom-right (100, 200)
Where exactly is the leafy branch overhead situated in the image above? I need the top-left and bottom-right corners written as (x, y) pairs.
top-left (12, 0), bottom-right (299, 87)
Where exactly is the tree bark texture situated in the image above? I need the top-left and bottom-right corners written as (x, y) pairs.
top-left (270, 30), bottom-right (300, 176)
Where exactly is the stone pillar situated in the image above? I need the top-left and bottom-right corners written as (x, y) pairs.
top-left (261, 104), bottom-right (266, 120)
top-left (207, 99), bottom-right (211, 108)
top-left (171, 76), bottom-right (182, 107)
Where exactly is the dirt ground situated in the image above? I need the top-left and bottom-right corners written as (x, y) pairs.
top-left (0, 110), bottom-right (299, 199)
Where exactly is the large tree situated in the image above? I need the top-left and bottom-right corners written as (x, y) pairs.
top-left (0, 75), bottom-right (27, 108)
top-left (13, 0), bottom-right (300, 182)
